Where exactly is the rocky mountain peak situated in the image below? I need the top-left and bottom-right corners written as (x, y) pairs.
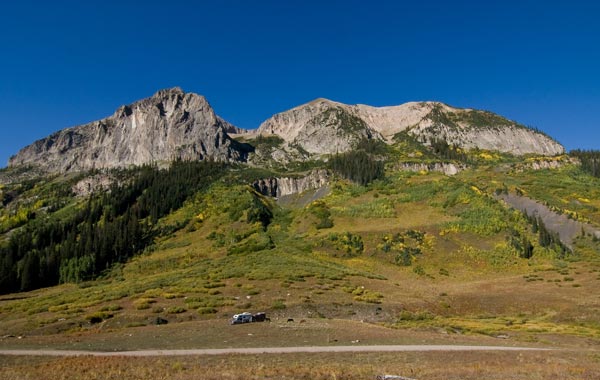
top-left (306, 97), bottom-right (341, 106)
top-left (258, 98), bottom-right (346, 140)
top-left (154, 86), bottom-right (185, 97)
top-left (9, 88), bottom-right (251, 173)
top-left (257, 98), bottom-right (378, 154)
top-left (256, 98), bottom-right (564, 156)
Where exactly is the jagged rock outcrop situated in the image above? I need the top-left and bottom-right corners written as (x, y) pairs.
top-left (217, 116), bottom-right (246, 135)
top-left (257, 99), bottom-right (379, 155)
top-left (256, 99), bottom-right (564, 156)
top-left (252, 178), bottom-right (279, 198)
top-left (252, 169), bottom-right (330, 198)
top-left (9, 88), bottom-right (251, 173)
top-left (72, 173), bottom-right (115, 197)
top-left (513, 157), bottom-right (577, 172)
top-left (395, 162), bottom-right (464, 176)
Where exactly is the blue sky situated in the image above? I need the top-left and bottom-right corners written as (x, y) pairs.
top-left (1, 0), bottom-right (599, 167)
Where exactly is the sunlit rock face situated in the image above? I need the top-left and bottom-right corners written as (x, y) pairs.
top-left (9, 88), bottom-right (250, 172)
top-left (257, 99), bottom-right (564, 156)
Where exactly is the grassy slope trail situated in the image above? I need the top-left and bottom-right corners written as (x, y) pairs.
top-left (0, 344), bottom-right (552, 357)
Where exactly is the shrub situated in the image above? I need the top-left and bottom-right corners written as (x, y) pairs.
top-left (397, 310), bottom-right (434, 322)
top-left (396, 247), bottom-right (421, 266)
top-left (378, 231), bottom-right (425, 266)
top-left (134, 298), bottom-right (156, 310)
top-left (413, 265), bottom-right (426, 276)
top-left (48, 304), bottom-right (69, 313)
top-left (100, 304), bottom-right (122, 312)
top-left (204, 282), bottom-right (226, 289)
top-left (163, 293), bottom-right (183, 299)
top-left (354, 290), bottom-right (383, 304)
top-left (85, 311), bottom-right (113, 324)
top-left (166, 306), bottom-right (187, 314)
top-left (309, 201), bottom-right (334, 229)
top-left (328, 232), bottom-right (364, 256)
top-left (198, 307), bottom-right (217, 315)
top-left (227, 232), bottom-right (275, 255)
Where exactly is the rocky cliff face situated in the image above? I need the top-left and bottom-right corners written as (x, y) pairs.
top-left (407, 104), bottom-right (565, 155)
top-left (513, 157), bottom-right (577, 172)
top-left (257, 99), bottom-right (379, 155)
top-left (257, 99), bottom-right (564, 156)
top-left (252, 169), bottom-right (330, 198)
top-left (395, 162), bottom-right (463, 176)
top-left (71, 173), bottom-right (115, 197)
top-left (9, 88), bottom-right (251, 173)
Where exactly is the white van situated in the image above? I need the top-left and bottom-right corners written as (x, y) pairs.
top-left (230, 312), bottom-right (253, 324)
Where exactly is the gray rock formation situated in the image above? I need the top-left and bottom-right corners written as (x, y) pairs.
top-left (496, 193), bottom-right (600, 249)
top-left (257, 99), bottom-right (379, 155)
top-left (256, 99), bottom-right (564, 156)
top-left (72, 173), bottom-right (115, 197)
top-left (395, 162), bottom-right (464, 176)
top-left (252, 169), bottom-right (330, 198)
top-left (252, 177), bottom-right (279, 198)
top-left (513, 157), bottom-right (577, 172)
top-left (9, 90), bottom-right (565, 174)
top-left (9, 88), bottom-right (251, 173)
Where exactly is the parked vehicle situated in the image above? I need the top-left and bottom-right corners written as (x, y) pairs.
top-left (230, 312), bottom-right (253, 324)
top-left (230, 311), bottom-right (269, 325)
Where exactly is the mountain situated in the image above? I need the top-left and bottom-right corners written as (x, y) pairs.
top-left (8, 88), bottom-right (251, 173)
top-left (255, 99), bottom-right (381, 155)
top-left (3, 89), bottom-right (600, 361)
top-left (256, 99), bottom-right (565, 156)
top-left (8, 91), bottom-right (566, 174)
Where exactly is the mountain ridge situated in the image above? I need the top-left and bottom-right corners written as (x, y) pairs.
top-left (257, 98), bottom-right (564, 156)
top-left (8, 88), bottom-right (565, 173)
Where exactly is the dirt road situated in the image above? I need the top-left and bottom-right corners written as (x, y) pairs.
top-left (0, 344), bottom-right (552, 357)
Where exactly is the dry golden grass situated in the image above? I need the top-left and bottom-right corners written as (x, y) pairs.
top-left (2, 350), bottom-right (600, 380)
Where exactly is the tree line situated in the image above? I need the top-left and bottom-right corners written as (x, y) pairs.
top-left (523, 212), bottom-right (570, 258)
top-left (0, 161), bottom-right (227, 293)
top-left (570, 149), bottom-right (600, 178)
top-left (329, 147), bottom-right (385, 186)
top-left (430, 139), bottom-right (470, 163)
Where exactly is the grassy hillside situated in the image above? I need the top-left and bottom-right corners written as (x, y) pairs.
top-left (1, 146), bottom-right (600, 350)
